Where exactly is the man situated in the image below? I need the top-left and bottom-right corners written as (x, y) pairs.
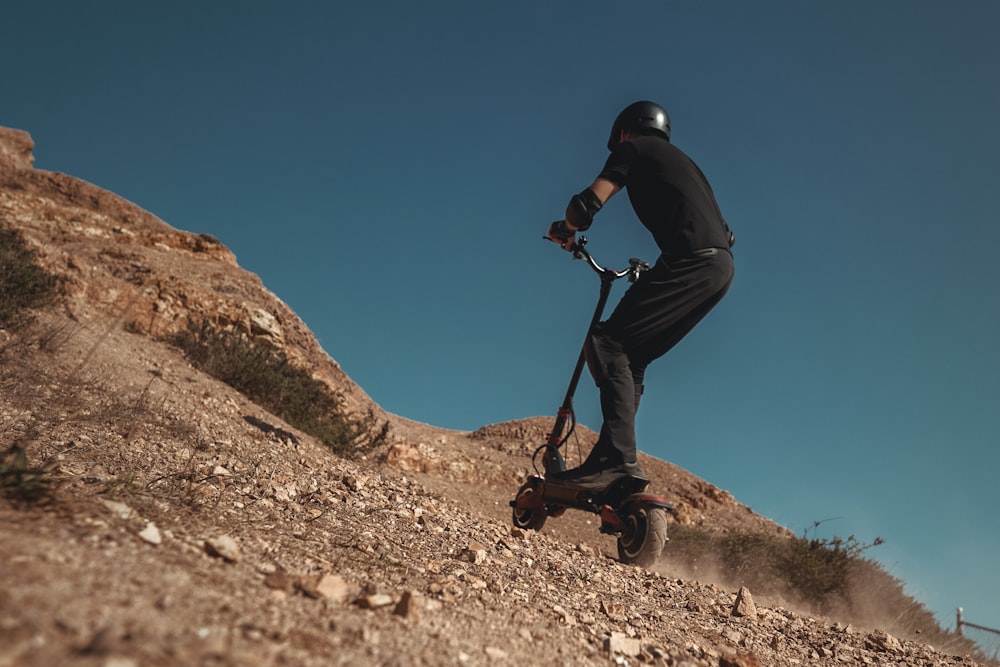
top-left (545, 100), bottom-right (735, 490)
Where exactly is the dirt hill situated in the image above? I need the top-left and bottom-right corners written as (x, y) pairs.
top-left (0, 126), bottom-right (986, 666)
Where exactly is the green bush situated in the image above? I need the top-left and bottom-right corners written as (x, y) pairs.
top-left (170, 321), bottom-right (388, 454)
top-left (0, 224), bottom-right (58, 329)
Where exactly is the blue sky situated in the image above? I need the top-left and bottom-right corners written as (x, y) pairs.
top-left (4, 0), bottom-right (998, 640)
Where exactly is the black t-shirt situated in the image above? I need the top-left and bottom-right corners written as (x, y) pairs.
top-left (599, 135), bottom-right (731, 257)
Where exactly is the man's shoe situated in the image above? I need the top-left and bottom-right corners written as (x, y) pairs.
top-left (548, 461), bottom-right (648, 491)
top-left (546, 460), bottom-right (602, 481)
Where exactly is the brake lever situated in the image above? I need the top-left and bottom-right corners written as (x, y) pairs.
top-left (627, 257), bottom-right (650, 282)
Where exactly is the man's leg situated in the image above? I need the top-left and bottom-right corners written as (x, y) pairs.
top-left (610, 250), bottom-right (734, 363)
top-left (548, 327), bottom-right (647, 488)
top-left (588, 361), bottom-right (645, 467)
top-left (553, 252), bottom-right (732, 488)
top-left (596, 250), bottom-right (733, 463)
top-left (584, 327), bottom-right (638, 469)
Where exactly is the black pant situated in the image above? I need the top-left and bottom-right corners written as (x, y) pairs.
top-left (583, 248), bottom-right (734, 467)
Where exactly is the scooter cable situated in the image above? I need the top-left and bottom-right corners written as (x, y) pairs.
top-left (531, 407), bottom-right (579, 476)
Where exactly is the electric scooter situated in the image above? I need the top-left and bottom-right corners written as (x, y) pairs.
top-left (509, 236), bottom-right (671, 566)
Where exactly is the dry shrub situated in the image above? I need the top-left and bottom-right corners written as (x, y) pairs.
top-left (169, 321), bottom-right (388, 454)
top-left (0, 223), bottom-right (59, 330)
top-left (664, 525), bottom-right (986, 658)
top-left (0, 444), bottom-right (54, 505)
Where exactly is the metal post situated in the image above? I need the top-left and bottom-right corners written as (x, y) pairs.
top-left (957, 607), bottom-right (964, 636)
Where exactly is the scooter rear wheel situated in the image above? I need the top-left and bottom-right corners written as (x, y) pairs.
top-left (511, 481), bottom-right (548, 531)
top-left (617, 505), bottom-right (667, 566)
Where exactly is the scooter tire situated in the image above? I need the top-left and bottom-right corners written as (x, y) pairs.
top-left (617, 505), bottom-right (667, 567)
top-left (511, 483), bottom-right (548, 531)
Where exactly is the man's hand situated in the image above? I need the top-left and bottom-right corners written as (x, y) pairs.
top-left (546, 220), bottom-right (576, 251)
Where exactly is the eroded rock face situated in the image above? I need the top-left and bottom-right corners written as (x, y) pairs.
top-left (0, 127), bottom-right (34, 170)
top-left (0, 125), bottom-right (377, 419)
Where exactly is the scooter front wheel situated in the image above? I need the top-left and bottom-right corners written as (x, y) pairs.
top-left (511, 479), bottom-right (548, 531)
top-left (617, 505), bottom-right (667, 566)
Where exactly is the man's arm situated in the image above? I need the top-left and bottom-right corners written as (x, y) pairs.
top-left (546, 178), bottom-right (622, 249)
top-left (585, 177), bottom-right (621, 208)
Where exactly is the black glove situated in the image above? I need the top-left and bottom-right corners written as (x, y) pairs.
top-left (547, 220), bottom-right (574, 245)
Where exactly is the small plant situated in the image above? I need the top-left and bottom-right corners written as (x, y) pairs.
top-left (103, 471), bottom-right (140, 497)
top-left (0, 444), bottom-right (54, 504)
top-left (0, 223), bottom-right (59, 330)
top-left (169, 320), bottom-right (388, 454)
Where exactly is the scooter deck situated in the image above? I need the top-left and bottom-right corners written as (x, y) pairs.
top-left (541, 473), bottom-right (651, 511)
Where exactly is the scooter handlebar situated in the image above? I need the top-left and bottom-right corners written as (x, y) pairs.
top-left (569, 236), bottom-right (648, 283)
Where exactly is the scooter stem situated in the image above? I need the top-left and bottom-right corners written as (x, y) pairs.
top-left (543, 238), bottom-right (631, 474)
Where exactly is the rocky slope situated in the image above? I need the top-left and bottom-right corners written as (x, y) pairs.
top-left (0, 126), bottom-right (986, 666)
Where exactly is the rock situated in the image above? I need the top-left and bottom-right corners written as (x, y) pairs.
top-left (719, 651), bottom-right (763, 667)
top-left (865, 629), bottom-right (902, 653)
top-left (602, 599), bottom-right (626, 620)
top-left (355, 593), bottom-right (394, 609)
top-left (394, 590), bottom-right (423, 621)
top-left (342, 474), bottom-right (368, 492)
top-left (316, 574), bottom-right (351, 603)
top-left (552, 604), bottom-right (575, 625)
top-left (0, 127), bottom-right (34, 170)
top-left (204, 535), bottom-right (241, 563)
top-left (384, 442), bottom-right (441, 474)
top-left (80, 625), bottom-right (117, 655)
top-left (249, 308), bottom-right (283, 345)
top-left (263, 569), bottom-right (293, 592)
top-left (103, 658), bottom-right (139, 667)
top-left (732, 586), bottom-right (757, 618)
top-left (293, 574), bottom-right (323, 599)
top-left (463, 541), bottom-right (488, 564)
top-left (606, 632), bottom-right (642, 657)
top-left (484, 646), bottom-right (508, 660)
top-left (100, 499), bottom-right (135, 520)
top-left (138, 522), bottom-right (162, 545)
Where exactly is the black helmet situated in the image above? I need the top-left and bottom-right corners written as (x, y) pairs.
top-left (607, 100), bottom-right (671, 150)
